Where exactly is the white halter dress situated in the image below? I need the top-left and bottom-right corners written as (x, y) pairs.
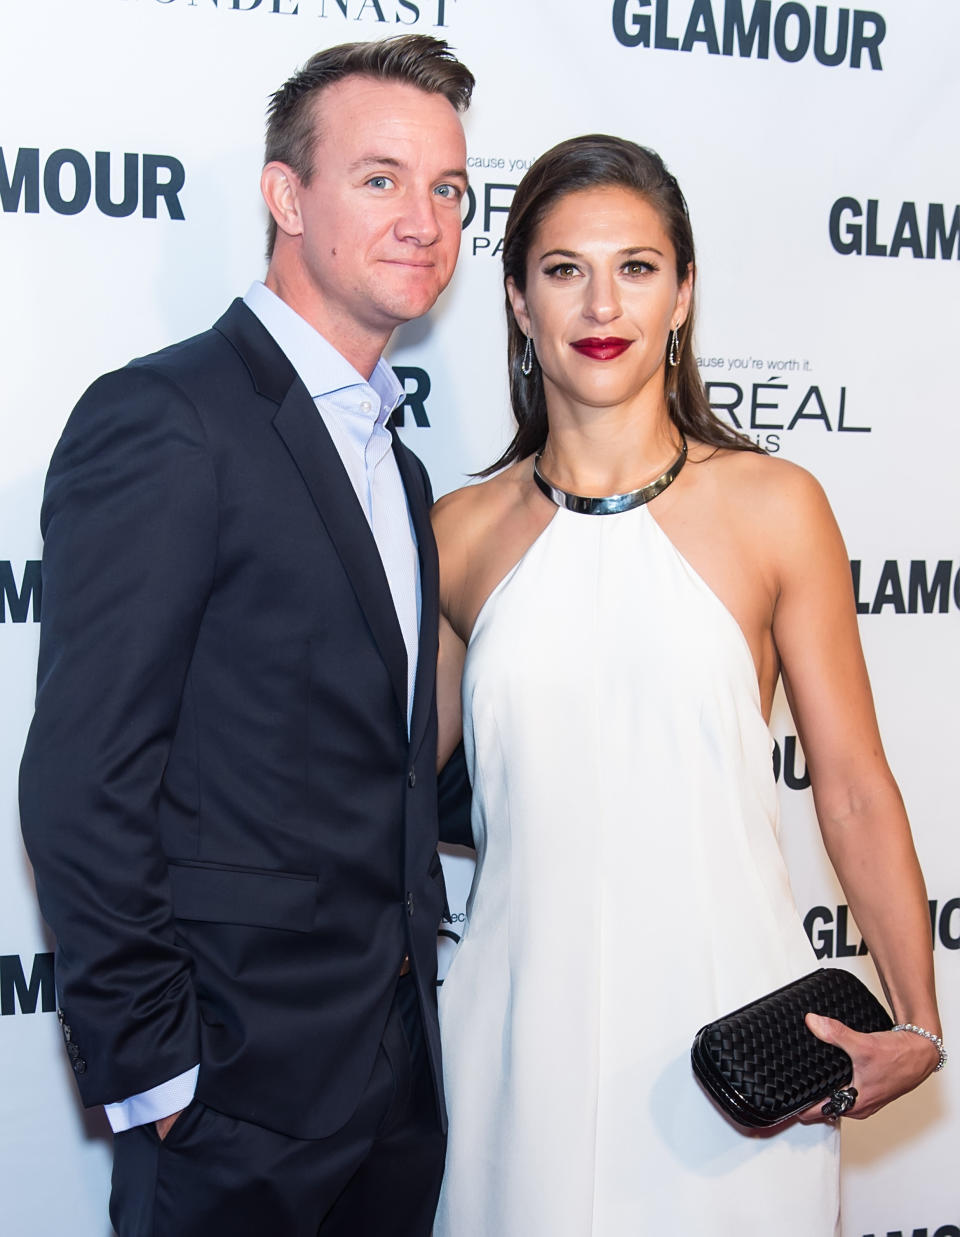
top-left (435, 502), bottom-right (839, 1235)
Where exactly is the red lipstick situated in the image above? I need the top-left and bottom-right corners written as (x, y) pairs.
top-left (570, 337), bottom-right (632, 360)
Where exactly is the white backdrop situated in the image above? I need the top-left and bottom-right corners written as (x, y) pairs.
top-left (2, 2), bottom-right (957, 1233)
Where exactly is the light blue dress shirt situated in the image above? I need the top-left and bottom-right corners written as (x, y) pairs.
top-left (104, 284), bottom-right (421, 1132)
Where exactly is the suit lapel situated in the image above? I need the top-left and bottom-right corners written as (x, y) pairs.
top-left (393, 432), bottom-right (440, 756)
top-left (215, 300), bottom-right (408, 723)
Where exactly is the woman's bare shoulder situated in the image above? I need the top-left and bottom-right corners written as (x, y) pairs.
top-left (431, 460), bottom-right (531, 551)
top-left (691, 443), bottom-right (832, 520)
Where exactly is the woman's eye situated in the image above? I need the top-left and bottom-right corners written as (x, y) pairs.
top-left (623, 261), bottom-right (654, 276)
top-left (545, 264), bottom-right (579, 279)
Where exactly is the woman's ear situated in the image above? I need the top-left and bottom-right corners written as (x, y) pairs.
top-left (505, 276), bottom-right (532, 338)
top-left (674, 262), bottom-right (694, 329)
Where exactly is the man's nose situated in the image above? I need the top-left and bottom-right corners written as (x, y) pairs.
top-left (395, 190), bottom-right (442, 245)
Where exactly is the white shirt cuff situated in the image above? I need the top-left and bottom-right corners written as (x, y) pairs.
top-left (103, 1064), bottom-right (200, 1133)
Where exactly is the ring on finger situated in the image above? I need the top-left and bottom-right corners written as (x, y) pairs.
top-left (821, 1086), bottom-right (858, 1119)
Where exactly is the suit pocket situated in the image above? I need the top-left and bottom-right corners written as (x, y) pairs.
top-left (168, 860), bottom-right (317, 932)
top-left (152, 1097), bottom-right (207, 1148)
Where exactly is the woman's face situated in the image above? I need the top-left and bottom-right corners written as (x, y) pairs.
top-left (507, 185), bottom-right (692, 415)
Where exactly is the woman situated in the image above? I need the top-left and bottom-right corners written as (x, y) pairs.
top-left (432, 136), bottom-right (942, 1234)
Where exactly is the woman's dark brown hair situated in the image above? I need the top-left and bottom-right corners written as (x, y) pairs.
top-left (485, 134), bottom-right (760, 474)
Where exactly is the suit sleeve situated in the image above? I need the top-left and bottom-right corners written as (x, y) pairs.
top-left (19, 365), bottom-right (217, 1108)
top-left (412, 452), bottom-right (473, 848)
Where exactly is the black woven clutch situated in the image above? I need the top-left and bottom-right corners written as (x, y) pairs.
top-left (691, 968), bottom-right (892, 1127)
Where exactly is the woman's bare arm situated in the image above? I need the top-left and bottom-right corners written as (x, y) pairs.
top-left (432, 486), bottom-right (473, 772)
top-left (769, 466), bottom-right (941, 1117)
top-left (437, 611), bottom-right (466, 771)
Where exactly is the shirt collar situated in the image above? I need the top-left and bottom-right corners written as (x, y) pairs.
top-left (243, 281), bottom-right (404, 419)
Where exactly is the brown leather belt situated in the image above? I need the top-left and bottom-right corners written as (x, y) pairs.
top-left (399, 953), bottom-right (411, 977)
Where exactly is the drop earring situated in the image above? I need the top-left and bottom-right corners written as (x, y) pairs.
top-left (668, 325), bottom-right (680, 368)
top-left (521, 335), bottom-right (534, 377)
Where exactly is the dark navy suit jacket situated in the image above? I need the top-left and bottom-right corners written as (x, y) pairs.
top-left (20, 299), bottom-right (453, 1139)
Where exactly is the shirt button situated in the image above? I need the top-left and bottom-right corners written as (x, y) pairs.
top-left (408, 769), bottom-right (417, 788)
top-left (360, 400), bottom-right (372, 413)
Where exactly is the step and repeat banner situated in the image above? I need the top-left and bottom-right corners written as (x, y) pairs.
top-left (2, 2), bottom-right (957, 1233)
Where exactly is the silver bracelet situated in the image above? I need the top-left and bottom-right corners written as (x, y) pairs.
top-left (892, 1023), bottom-right (947, 1071)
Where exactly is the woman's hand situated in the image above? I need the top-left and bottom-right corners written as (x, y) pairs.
top-left (797, 1013), bottom-right (942, 1122)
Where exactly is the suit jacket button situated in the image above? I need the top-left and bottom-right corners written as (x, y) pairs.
top-left (408, 769), bottom-right (417, 788)
top-left (405, 890), bottom-right (415, 917)
top-left (73, 1058), bottom-right (87, 1074)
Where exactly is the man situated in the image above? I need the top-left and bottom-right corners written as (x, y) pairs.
top-left (19, 35), bottom-right (473, 1237)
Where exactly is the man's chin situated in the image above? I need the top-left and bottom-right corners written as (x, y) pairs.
top-left (376, 275), bottom-right (448, 324)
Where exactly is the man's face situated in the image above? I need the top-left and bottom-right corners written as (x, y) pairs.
top-left (275, 76), bottom-right (467, 361)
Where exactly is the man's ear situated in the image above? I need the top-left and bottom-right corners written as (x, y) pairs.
top-left (506, 276), bottom-right (531, 338)
top-left (261, 162), bottom-right (304, 240)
